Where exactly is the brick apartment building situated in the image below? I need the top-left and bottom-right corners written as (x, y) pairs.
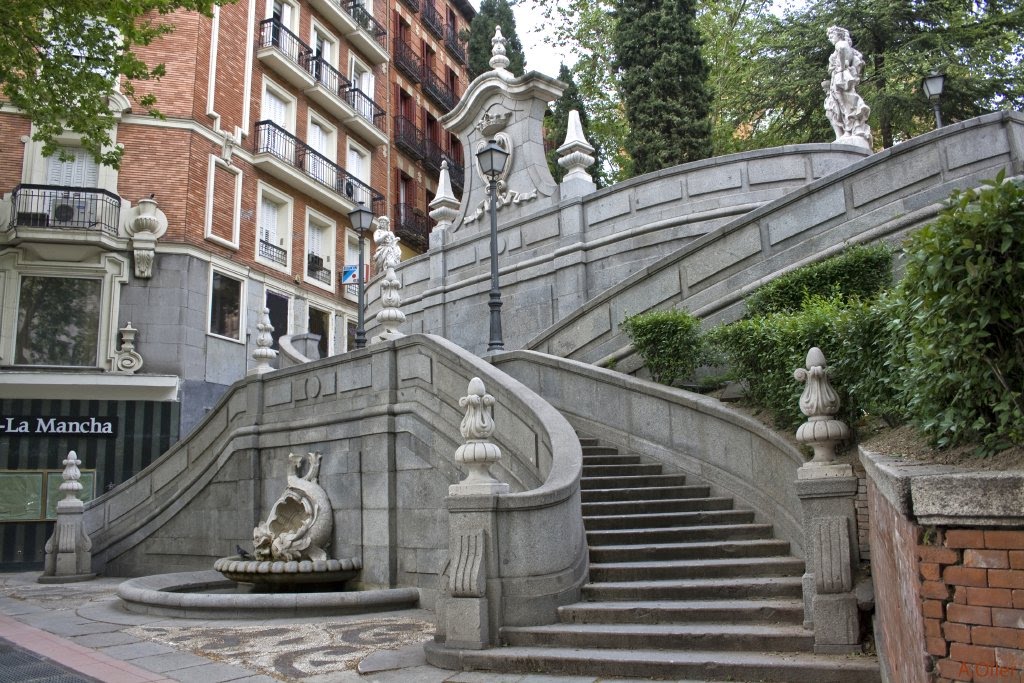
top-left (0, 0), bottom-right (473, 568)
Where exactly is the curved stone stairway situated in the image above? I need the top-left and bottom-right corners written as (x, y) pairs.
top-left (458, 437), bottom-right (879, 681)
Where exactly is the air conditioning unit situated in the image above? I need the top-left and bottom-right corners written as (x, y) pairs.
top-left (50, 194), bottom-right (87, 227)
top-left (307, 253), bottom-right (324, 270)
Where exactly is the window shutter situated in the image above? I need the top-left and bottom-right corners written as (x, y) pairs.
top-left (46, 148), bottom-right (98, 187)
top-left (308, 222), bottom-right (323, 255)
top-left (259, 198), bottom-right (278, 243)
top-left (263, 90), bottom-right (289, 128)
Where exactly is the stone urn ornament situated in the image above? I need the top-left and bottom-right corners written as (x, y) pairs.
top-left (449, 378), bottom-right (510, 496)
top-left (794, 347), bottom-right (851, 464)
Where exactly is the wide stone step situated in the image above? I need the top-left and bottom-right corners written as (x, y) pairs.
top-left (580, 454), bottom-right (642, 466)
top-left (559, 598), bottom-right (805, 625)
top-left (583, 576), bottom-right (805, 602)
top-left (582, 496), bottom-right (735, 517)
top-left (582, 485), bottom-right (711, 502)
top-left (588, 538), bottom-right (791, 563)
top-left (589, 556), bottom-right (804, 582)
top-left (582, 463), bottom-right (664, 477)
top-left (580, 444), bottom-right (618, 456)
top-left (587, 523), bottom-right (774, 545)
top-left (583, 509), bottom-right (754, 531)
top-left (581, 474), bottom-right (688, 489)
top-left (435, 644), bottom-right (880, 682)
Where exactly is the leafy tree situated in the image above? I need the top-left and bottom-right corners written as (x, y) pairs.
top-left (0, 0), bottom-right (225, 168)
top-left (465, 0), bottom-right (526, 80)
top-left (717, 0), bottom-right (1024, 150)
top-left (614, 0), bottom-right (713, 174)
top-left (545, 64), bottom-right (605, 186)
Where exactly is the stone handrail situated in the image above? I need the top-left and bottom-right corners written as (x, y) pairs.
top-left (365, 144), bottom-right (869, 354)
top-left (526, 111), bottom-right (1024, 365)
top-left (493, 349), bottom-right (807, 557)
top-left (82, 334), bottom-right (586, 627)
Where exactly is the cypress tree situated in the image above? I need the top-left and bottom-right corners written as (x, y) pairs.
top-left (546, 64), bottom-right (605, 186)
top-left (614, 0), bottom-right (713, 174)
top-left (465, 0), bottom-right (526, 80)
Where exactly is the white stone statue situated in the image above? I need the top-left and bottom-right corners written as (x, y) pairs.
top-left (372, 216), bottom-right (401, 275)
top-left (252, 452), bottom-right (332, 562)
top-left (822, 26), bottom-right (872, 150)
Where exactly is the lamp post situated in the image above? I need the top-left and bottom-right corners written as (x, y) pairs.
top-left (348, 202), bottom-right (374, 349)
top-left (922, 71), bottom-right (946, 129)
top-left (476, 139), bottom-right (510, 352)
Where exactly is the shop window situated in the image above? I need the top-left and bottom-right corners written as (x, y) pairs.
top-left (308, 305), bottom-right (330, 358)
top-left (15, 276), bottom-right (101, 366)
top-left (209, 271), bottom-right (242, 340)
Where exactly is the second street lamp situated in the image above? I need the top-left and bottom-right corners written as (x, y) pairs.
top-left (348, 202), bottom-right (374, 349)
top-left (476, 139), bottom-right (510, 352)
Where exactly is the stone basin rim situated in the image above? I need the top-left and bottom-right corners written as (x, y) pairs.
top-left (116, 570), bottom-right (421, 619)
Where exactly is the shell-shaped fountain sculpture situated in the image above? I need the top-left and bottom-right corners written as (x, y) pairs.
top-left (214, 452), bottom-right (361, 588)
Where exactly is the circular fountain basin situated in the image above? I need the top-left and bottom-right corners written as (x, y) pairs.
top-left (213, 555), bottom-right (361, 587)
top-left (117, 570), bottom-right (420, 619)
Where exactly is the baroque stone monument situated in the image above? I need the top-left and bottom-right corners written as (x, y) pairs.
top-left (822, 26), bottom-right (872, 150)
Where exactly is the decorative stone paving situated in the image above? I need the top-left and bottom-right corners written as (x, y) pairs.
top-left (126, 617), bottom-right (435, 680)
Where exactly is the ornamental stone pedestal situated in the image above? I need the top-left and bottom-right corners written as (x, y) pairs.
top-left (793, 347), bottom-right (861, 653)
top-left (437, 378), bottom-right (509, 650)
top-left (39, 451), bottom-right (95, 583)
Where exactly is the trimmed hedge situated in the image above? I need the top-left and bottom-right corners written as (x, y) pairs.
top-left (620, 309), bottom-right (708, 386)
top-left (744, 244), bottom-right (893, 318)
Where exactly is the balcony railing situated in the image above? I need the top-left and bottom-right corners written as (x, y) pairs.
top-left (400, 0), bottom-right (420, 11)
top-left (448, 157), bottom-right (465, 191)
top-left (423, 3), bottom-right (443, 38)
top-left (347, 2), bottom-right (387, 48)
top-left (444, 23), bottom-right (466, 64)
top-left (394, 115), bottom-right (425, 160)
top-left (308, 55), bottom-right (351, 96)
top-left (393, 38), bottom-right (422, 83)
top-left (259, 239), bottom-right (288, 266)
top-left (258, 18), bottom-right (311, 68)
top-left (255, 120), bottom-right (384, 212)
top-left (307, 256), bottom-right (332, 284)
top-left (8, 185), bottom-right (121, 237)
top-left (394, 203), bottom-right (430, 253)
top-left (346, 88), bottom-right (386, 131)
top-left (423, 138), bottom-right (446, 175)
top-left (422, 69), bottom-right (456, 111)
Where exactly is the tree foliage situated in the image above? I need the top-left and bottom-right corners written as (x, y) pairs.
top-left (545, 64), bottom-right (605, 186)
top-left (0, 0), bottom-right (224, 167)
top-left (714, 0), bottom-right (1024, 150)
top-left (466, 0), bottom-right (526, 81)
top-left (614, 0), bottom-right (713, 174)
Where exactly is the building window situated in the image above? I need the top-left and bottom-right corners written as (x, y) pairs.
top-left (15, 276), bottom-right (101, 366)
top-left (261, 80), bottom-right (296, 159)
top-left (210, 271), bottom-right (242, 340)
top-left (265, 289), bottom-right (290, 350)
top-left (256, 184), bottom-right (291, 270)
top-left (308, 305), bottom-right (330, 358)
top-left (350, 57), bottom-right (374, 96)
top-left (345, 317), bottom-right (357, 352)
top-left (305, 211), bottom-right (335, 289)
top-left (347, 141), bottom-right (371, 185)
top-left (344, 230), bottom-right (369, 298)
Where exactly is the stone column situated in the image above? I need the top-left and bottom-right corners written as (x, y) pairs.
top-left (793, 347), bottom-right (861, 653)
top-left (39, 451), bottom-right (96, 583)
top-left (437, 378), bottom-right (509, 649)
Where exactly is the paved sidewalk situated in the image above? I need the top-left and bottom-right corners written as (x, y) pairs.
top-left (0, 572), bottom-right (665, 683)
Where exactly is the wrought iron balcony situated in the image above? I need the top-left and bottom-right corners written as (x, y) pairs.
top-left (422, 69), bottom-right (456, 111)
top-left (307, 55), bottom-right (351, 97)
top-left (423, 2), bottom-right (443, 38)
top-left (394, 38), bottom-right (422, 83)
top-left (307, 254), bottom-right (332, 284)
top-left (448, 157), bottom-right (465, 192)
top-left (395, 115), bottom-right (425, 160)
top-left (254, 120), bottom-right (384, 213)
top-left (444, 23), bottom-right (466, 64)
top-left (8, 185), bottom-right (121, 236)
top-left (259, 239), bottom-right (288, 266)
top-left (394, 203), bottom-right (430, 253)
top-left (400, 0), bottom-right (420, 11)
top-left (258, 18), bottom-right (311, 70)
top-left (347, 2), bottom-right (387, 49)
top-left (345, 88), bottom-right (386, 131)
top-left (423, 138), bottom-right (446, 175)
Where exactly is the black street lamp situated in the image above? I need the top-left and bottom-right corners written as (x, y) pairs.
top-left (922, 71), bottom-right (946, 129)
top-left (476, 139), bottom-right (510, 352)
top-left (348, 202), bottom-right (374, 349)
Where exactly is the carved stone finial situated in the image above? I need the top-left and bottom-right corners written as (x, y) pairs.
top-left (489, 26), bottom-right (510, 72)
top-left (823, 26), bottom-right (872, 150)
top-left (372, 267), bottom-right (406, 343)
top-left (373, 215), bottom-right (402, 274)
top-left (113, 322), bottom-right (144, 374)
top-left (557, 110), bottom-right (597, 193)
top-left (40, 451), bottom-right (95, 583)
top-left (125, 197), bottom-right (168, 279)
top-left (429, 160), bottom-right (461, 233)
top-left (794, 347), bottom-right (850, 465)
top-left (449, 378), bottom-right (510, 496)
top-left (250, 308), bottom-right (278, 375)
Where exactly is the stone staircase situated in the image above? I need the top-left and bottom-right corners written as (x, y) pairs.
top-left (459, 437), bottom-right (879, 681)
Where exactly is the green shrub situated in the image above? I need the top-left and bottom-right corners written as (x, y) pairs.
top-left (898, 174), bottom-right (1024, 453)
top-left (621, 309), bottom-right (707, 386)
top-left (744, 244), bottom-right (893, 318)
